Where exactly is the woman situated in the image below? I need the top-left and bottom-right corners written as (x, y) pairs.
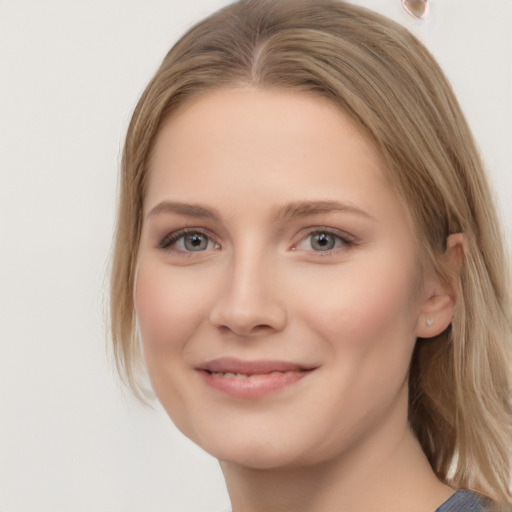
top-left (110, 1), bottom-right (512, 510)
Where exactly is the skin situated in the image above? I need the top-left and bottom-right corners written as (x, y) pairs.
top-left (135, 88), bottom-right (457, 512)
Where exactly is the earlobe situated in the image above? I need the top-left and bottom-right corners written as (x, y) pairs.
top-left (415, 233), bottom-right (465, 338)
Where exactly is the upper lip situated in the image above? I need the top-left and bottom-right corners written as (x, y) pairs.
top-left (197, 357), bottom-right (316, 375)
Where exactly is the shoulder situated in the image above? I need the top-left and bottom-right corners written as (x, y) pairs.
top-left (435, 490), bottom-right (493, 512)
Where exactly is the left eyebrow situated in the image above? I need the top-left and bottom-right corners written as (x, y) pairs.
top-left (274, 200), bottom-right (374, 220)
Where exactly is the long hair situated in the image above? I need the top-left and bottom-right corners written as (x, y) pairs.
top-left (110, 0), bottom-right (512, 505)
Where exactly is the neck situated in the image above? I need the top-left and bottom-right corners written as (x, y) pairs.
top-left (220, 414), bottom-right (453, 512)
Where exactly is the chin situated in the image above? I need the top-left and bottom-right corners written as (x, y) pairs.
top-left (205, 441), bottom-right (308, 470)
top-left (183, 418), bottom-right (339, 471)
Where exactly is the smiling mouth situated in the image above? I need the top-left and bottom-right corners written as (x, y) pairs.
top-left (208, 370), bottom-right (301, 379)
top-left (197, 358), bottom-right (316, 398)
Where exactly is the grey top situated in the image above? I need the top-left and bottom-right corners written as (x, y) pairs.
top-left (436, 490), bottom-right (489, 512)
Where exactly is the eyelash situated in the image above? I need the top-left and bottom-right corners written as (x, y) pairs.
top-left (292, 228), bottom-right (355, 256)
top-left (157, 228), bottom-right (220, 253)
top-left (156, 227), bottom-right (356, 256)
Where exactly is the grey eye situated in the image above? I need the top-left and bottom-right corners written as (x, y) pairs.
top-left (183, 233), bottom-right (210, 251)
top-left (310, 232), bottom-right (337, 251)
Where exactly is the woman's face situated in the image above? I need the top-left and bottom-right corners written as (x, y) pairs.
top-left (135, 88), bottom-right (433, 469)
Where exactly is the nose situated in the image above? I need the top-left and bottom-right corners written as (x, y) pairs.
top-left (209, 252), bottom-right (287, 337)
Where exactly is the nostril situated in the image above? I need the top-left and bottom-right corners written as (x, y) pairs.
top-left (211, 305), bottom-right (287, 337)
top-left (251, 324), bottom-right (274, 335)
top-left (216, 321), bottom-right (274, 337)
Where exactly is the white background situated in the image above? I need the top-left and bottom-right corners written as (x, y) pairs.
top-left (0, 1), bottom-right (510, 511)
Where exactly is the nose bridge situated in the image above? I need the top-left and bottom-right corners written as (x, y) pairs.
top-left (231, 244), bottom-right (272, 303)
top-left (209, 238), bottom-right (286, 335)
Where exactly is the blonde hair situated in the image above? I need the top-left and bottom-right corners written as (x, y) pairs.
top-left (110, 0), bottom-right (512, 505)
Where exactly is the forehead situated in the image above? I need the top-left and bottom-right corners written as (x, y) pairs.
top-left (151, 87), bottom-right (379, 165)
top-left (145, 87), bottom-right (409, 227)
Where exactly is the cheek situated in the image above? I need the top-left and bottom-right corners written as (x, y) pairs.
top-left (134, 259), bottom-right (200, 434)
top-left (134, 260), bottom-right (211, 357)
top-left (296, 258), bottom-right (420, 358)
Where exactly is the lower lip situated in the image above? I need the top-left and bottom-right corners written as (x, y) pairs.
top-left (198, 370), bottom-right (311, 398)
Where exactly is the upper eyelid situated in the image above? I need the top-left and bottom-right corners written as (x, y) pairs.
top-left (157, 227), bottom-right (219, 249)
top-left (295, 226), bottom-right (356, 242)
top-left (292, 226), bottom-right (359, 252)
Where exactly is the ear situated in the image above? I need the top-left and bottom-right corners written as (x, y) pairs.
top-left (415, 234), bottom-right (465, 338)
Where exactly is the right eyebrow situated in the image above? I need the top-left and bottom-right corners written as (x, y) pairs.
top-left (146, 201), bottom-right (221, 221)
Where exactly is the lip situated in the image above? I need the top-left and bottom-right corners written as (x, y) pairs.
top-left (196, 357), bottom-right (316, 399)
